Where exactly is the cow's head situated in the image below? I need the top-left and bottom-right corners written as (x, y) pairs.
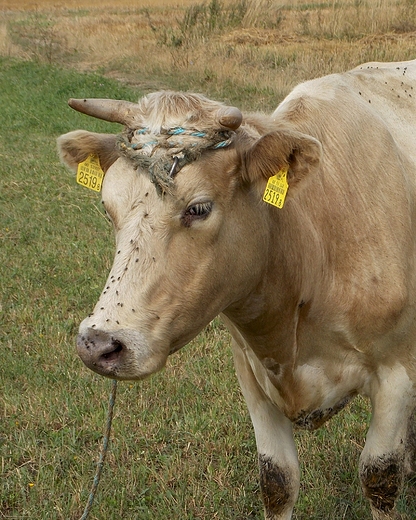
top-left (58, 91), bottom-right (321, 380)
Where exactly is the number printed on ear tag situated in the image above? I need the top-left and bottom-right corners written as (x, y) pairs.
top-left (76, 154), bottom-right (105, 192)
top-left (262, 168), bottom-right (289, 209)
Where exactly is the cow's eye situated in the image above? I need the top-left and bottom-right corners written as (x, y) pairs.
top-left (187, 202), bottom-right (213, 217)
top-left (182, 201), bottom-right (213, 226)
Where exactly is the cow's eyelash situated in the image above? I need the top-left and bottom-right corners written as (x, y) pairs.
top-left (185, 202), bottom-right (213, 218)
top-left (181, 201), bottom-right (213, 228)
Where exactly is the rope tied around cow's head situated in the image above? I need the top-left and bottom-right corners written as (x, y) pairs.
top-left (117, 126), bottom-right (236, 195)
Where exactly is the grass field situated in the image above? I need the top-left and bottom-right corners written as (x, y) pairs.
top-left (1, 1), bottom-right (416, 519)
top-left (2, 0), bottom-right (416, 110)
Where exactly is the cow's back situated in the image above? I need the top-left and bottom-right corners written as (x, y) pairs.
top-left (348, 60), bottom-right (416, 165)
top-left (276, 59), bottom-right (416, 168)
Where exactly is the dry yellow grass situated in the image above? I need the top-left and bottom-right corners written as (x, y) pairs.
top-left (1, 0), bottom-right (416, 109)
top-left (0, 0), bottom-right (196, 9)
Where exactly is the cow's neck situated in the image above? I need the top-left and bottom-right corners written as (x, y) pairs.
top-left (220, 200), bottom-right (360, 425)
top-left (223, 198), bottom-right (325, 366)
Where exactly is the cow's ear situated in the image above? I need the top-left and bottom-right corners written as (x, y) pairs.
top-left (57, 130), bottom-right (119, 173)
top-left (242, 129), bottom-right (322, 195)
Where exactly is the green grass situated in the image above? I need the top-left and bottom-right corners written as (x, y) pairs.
top-left (0, 57), bottom-right (415, 520)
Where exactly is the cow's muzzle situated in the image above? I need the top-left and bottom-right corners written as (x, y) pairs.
top-left (76, 326), bottom-right (167, 380)
top-left (76, 328), bottom-right (125, 378)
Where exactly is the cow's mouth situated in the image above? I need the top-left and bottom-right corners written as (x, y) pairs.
top-left (76, 327), bottom-right (169, 380)
top-left (76, 331), bottom-right (125, 376)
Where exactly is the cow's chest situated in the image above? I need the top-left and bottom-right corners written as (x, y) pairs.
top-left (243, 345), bottom-right (368, 430)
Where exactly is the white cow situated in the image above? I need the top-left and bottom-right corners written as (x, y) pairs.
top-left (58, 60), bottom-right (416, 519)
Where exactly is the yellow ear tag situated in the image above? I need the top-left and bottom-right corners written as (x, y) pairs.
top-left (76, 154), bottom-right (105, 192)
top-left (263, 168), bottom-right (289, 209)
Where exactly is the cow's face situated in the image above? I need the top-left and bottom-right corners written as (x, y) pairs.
top-left (79, 149), bottom-right (267, 380)
top-left (58, 94), bottom-right (321, 380)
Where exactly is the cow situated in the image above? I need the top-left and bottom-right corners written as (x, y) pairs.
top-left (57, 60), bottom-right (416, 519)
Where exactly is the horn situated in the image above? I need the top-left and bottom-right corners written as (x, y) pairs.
top-left (68, 98), bottom-right (140, 127)
top-left (217, 106), bottom-right (243, 131)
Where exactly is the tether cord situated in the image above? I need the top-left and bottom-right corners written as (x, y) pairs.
top-left (79, 379), bottom-right (118, 520)
top-left (117, 125), bottom-right (236, 195)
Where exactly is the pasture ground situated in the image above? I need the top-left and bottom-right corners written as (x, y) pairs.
top-left (2, 0), bottom-right (416, 109)
top-left (1, 1), bottom-right (416, 519)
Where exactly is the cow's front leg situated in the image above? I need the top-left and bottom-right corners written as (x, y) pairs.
top-left (360, 364), bottom-right (415, 520)
top-left (231, 340), bottom-right (299, 520)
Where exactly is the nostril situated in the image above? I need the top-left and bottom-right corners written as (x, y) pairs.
top-left (101, 339), bottom-right (124, 362)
